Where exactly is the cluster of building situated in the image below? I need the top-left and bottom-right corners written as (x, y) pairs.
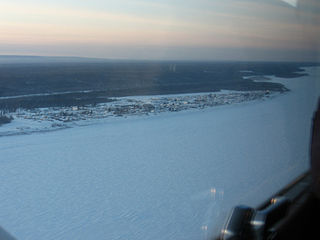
top-left (12, 90), bottom-right (272, 125)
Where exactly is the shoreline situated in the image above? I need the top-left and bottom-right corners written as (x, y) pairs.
top-left (0, 89), bottom-right (277, 137)
top-left (0, 66), bottom-right (316, 137)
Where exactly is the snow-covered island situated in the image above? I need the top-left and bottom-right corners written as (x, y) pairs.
top-left (0, 67), bottom-right (319, 240)
top-left (0, 90), bottom-right (274, 137)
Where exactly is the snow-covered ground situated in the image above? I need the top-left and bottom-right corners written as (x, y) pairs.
top-left (0, 90), bottom-right (275, 137)
top-left (0, 67), bottom-right (319, 240)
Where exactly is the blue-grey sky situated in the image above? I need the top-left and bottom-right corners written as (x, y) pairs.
top-left (0, 0), bottom-right (319, 61)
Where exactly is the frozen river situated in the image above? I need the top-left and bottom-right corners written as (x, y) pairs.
top-left (0, 67), bottom-right (319, 240)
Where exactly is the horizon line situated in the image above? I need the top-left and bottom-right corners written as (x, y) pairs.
top-left (0, 54), bottom-right (319, 64)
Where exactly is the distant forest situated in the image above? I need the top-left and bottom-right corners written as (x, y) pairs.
top-left (0, 60), bottom-right (318, 111)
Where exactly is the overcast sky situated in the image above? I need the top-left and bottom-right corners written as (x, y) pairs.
top-left (0, 0), bottom-right (319, 61)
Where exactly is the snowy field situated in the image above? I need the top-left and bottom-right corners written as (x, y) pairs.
top-left (0, 67), bottom-right (319, 240)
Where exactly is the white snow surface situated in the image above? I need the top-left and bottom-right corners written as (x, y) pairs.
top-left (0, 67), bottom-right (319, 240)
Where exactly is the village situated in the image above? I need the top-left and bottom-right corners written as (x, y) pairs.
top-left (10, 90), bottom-right (273, 127)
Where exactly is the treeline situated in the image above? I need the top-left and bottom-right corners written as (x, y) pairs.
top-left (0, 61), bottom-right (311, 98)
top-left (0, 109), bottom-right (13, 126)
top-left (0, 92), bottom-right (114, 111)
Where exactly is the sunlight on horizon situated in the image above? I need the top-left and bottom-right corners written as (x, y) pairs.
top-left (0, 0), bottom-right (319, 61)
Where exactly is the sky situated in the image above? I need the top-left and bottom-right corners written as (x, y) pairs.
top-left (0, 0), bottom-right (319, 61)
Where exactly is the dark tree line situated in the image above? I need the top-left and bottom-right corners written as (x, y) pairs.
top-left (0, 109), bottom-right (13, 126)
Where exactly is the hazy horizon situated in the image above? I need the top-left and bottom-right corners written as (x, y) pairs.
top-left (0, 54), bottom-right (319, 64)
top-left (0, 0), bottom-right (319, 62)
